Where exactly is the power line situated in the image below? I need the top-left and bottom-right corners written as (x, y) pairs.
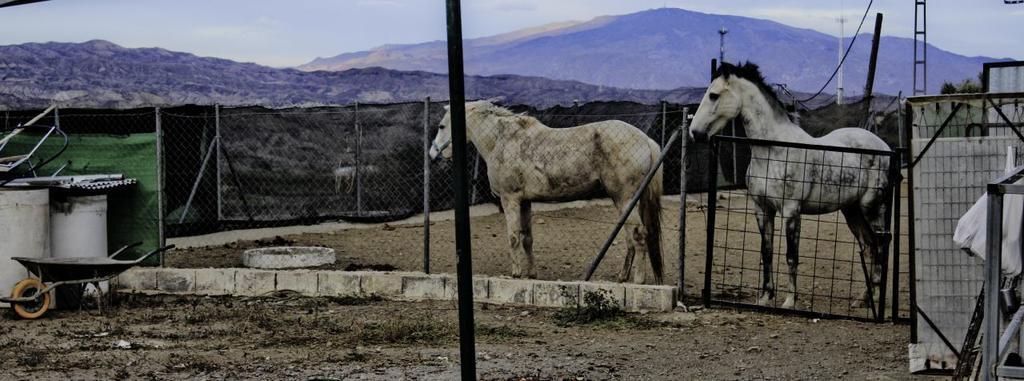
top-left (798, 0), bottom-right (874, 103)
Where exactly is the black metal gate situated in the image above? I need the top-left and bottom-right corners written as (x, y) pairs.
top-left (701, 135), bottom-right (903, 322)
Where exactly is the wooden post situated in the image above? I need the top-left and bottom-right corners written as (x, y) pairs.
top-left (863, 13), bottom-right (884, 128)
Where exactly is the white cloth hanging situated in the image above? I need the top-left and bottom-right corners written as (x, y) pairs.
top-left (953, 146), bottom-right (1024, 276)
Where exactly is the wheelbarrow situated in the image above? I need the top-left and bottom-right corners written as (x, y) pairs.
top-left (1, 242), bottom-right (175, 319)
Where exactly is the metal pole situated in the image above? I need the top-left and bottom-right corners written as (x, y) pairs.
top-left (891, 151), bottom-right (902, 320)
top-left (53, 105), bottom-right (59, 129)
top-left (423, 96), bottom-right (431, 274)
top-left (470, 153), bottom-right (480, 204)
top-left (703, 139), bottom-right (720, 307)
top-left (586, 125), bottom-right (683, 281)
top-left (445, 1), bottom-right (477, 378)
top-left (678, 107), bottom-right (689, 303)
top-left (876, 155), bottom-right (895, 323)
top-left (904, 102), bottom-right (919, 342)
top-left (983, 192), bottom-right (1004, 381)
top-left (155, 107), bottom-right (165, 266)
top-left (661, 101), bottom-right (667, 147)
top-left (219, 141), bottom-right (255, 222)
top-left (731, 119), bottom-right (738, 183)
top-left (573, 99), bottom-right (580, 126)
top-left (178, 137), bottom-right (217, 224)
top-left (215, 105), bottom-right (222, 222)
top-left (923, 0), bottom-right (927, 95)
top-left (897, 95), bottom-right (905, 151)
top-left (355, 102), bottom-right (362, 215)
top-left (718, 26), bottom-right (727, 64)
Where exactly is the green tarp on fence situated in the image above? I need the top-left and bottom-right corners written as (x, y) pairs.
top-left (6, 132), bottom-right (161, 264)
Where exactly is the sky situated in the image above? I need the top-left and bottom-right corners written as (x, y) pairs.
top-left (0, 0), bottom-right (1021, 67)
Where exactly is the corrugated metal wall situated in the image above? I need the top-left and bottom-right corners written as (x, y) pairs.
top-left (989, 64), bottom-right (1024, 94)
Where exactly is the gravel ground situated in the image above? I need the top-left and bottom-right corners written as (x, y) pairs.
top-left (0, 294), bottom-right (911, 380)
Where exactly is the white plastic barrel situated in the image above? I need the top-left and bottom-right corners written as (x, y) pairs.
top-left (51, 195), bottom-right (108, 260)
top-left (50, 195), bottom-right (108, 308)
top-left (0, 188), bottom-right (50, 308)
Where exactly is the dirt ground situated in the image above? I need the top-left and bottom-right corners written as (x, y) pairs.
top-left (0, 294), bottom-right (912, 380)
top-left (168, 196), bottom-right (911, 320)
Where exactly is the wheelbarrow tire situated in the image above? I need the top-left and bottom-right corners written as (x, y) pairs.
top-left (11, 278), bottom-right (50, 320)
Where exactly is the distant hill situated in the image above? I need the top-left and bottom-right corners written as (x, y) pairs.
top-left (299, 8), bottom-right (1009, 95)
top-left (0, 40), bottom-right (717, 109)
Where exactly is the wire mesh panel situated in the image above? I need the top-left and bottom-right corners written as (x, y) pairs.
top-left (702, 136), bottom-right (900, 321)
top-left (160, 106), bottom-right (218, 236)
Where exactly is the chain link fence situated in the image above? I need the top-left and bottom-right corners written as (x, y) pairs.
top-left (2, 97), bottom-right (907, 292)
top-left (153, 100), bottom-right (716, 237)
top-left (4, 98), bottom-right (904, 238)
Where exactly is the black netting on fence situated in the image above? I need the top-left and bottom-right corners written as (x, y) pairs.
top-left (3, 96), bottom-right (904, 238)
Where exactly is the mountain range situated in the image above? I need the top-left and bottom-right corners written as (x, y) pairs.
top-left (0, 8), bottom-right (1008, 110)
top-left (300, 8), bottom-right (1007, 96)
top-left (0, 40), bottom-right (711, 109)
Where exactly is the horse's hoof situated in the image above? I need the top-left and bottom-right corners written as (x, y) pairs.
top-left (781, 297), bottom-right (795, 309)
top-left (757, 294), bottom-right (772, 307)
top-left (851, 299), bottom-right (866, 309)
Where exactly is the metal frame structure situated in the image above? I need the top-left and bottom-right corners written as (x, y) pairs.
top-left (913, 0), bottom-right (927, 95)
top-left (981, 164), bottom-right (1024, 380)
top-left (905, 91), bottom-right (1024, 374)
top-left (701, 135), bottom-right (902, 322)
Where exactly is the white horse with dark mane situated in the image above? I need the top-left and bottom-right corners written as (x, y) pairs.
top-left (689, 62), bottom-right (892, 309)
top-left (430, 101), bottom-right (664, 284)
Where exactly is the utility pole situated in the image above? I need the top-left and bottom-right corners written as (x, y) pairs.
top-left (718, 26), bottom-right (728, 64)
top-left (837, 4), bottom-right (846, 105)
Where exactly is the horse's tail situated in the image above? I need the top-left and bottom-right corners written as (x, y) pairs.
top-left (640, 164), bottom-right (664, 284)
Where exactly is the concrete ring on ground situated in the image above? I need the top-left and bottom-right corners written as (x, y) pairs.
top-left (242, 246), bottom-right (336, 269)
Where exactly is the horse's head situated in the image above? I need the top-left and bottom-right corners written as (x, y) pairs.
top-left (689, 64), bottom-right (744, 142)
top-left (430, 101), bottom-right (505, 161)
top-left (429, 105), bottom-right (454, 160)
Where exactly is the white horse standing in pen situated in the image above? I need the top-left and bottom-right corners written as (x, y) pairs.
top-left (429, 101), bottom-right (664, 284)
top-left (333, 164), bottom-right (380, 193)
top-left (689, 62), bottom-right (892, 309)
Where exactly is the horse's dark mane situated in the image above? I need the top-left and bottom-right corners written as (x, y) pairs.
top-left (715, 62), bottom-right (793, 122)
